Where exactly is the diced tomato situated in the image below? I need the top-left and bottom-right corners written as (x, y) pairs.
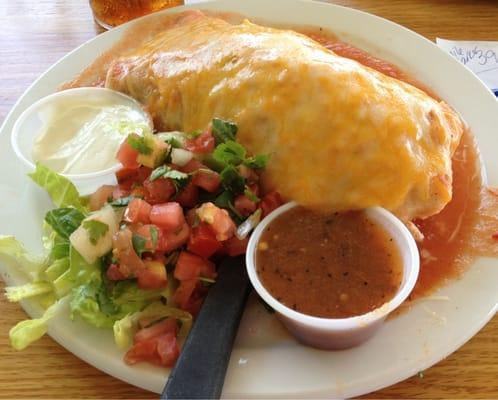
top-left (175, 182), bottom-right (199, 208)
top-left (238, 165), bottom-right (259, 183)
top-left (260, 191), bottom-right (284, 217)
top-left (106, 263), bottom-right (128, 281)
top-left (124, 338), bottom-right (161, 365)
top-left (179, 159), bottom-right (205, 173)
top-left (137, 260), bottom-right (168, 290)
top-left (150, 252), bottom-right (167, 265)
top-left (116, 166), bottom-right (152, 189)
top-left (248, 183), bottom-right (260, 197)
top-left (196, 202), bottom-right (236, 241)
top-left (124, 198), bottom-right (152, 224)
top-left (144, 178), bottom-right (176, 204)
top-left (134, 224), bottom-right (161, 252)
top-left (174, 251), bottom-right (216, 281)
top-left (199, 259), bottom-right (216, 279)
top-left (234, 194), bottom-right (257, 217)
top-left (184, 130), bottom-right (215, 154)
top-left (129, 185), bottom-right (148, 199)
top-left (223, 236), bottom-right (249, 257)
top-left (192, 169), bottom-right (221, 193)
top-left (134, 318), bottom-right (178, 343)
top-left (173, 279), bottom-right (207, 315)
top-left (112, 228), bottom-right (145, 277)
top-left (187, 223), bottom-right (222, 258)
top-left (137, 166), bottom-right (153, 182)
top-left (156, 333), bottom-right (180, 367)
top-left (185, 208), bottom-right (198, 227)
top-left (116, 167), bottom-right (137, 185)
top-left (89, 184), bottom-right (116, 211)
top-left (150, 202), bottom-right (185, 232)
top-left (125, 319), bottom-right (180, 367)
top-left (160, 222), bottom-right (191, 253)
top-left (117, 135), bottom-right (140, 168)
top-left (173, 279), bottom-right (197, 308)
top-left (112, 186), bottom-right (131, 200)
top-left (174, 252), bottom-right (201, 281)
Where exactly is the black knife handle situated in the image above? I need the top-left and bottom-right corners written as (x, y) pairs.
top-left (161, 256), bottom-right (251, 399)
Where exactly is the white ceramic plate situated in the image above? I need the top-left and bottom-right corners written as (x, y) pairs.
top-left (1, 0), bottom-right (497, 398)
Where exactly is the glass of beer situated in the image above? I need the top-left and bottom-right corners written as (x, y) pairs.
top-left (90, 0), bottom-right (185, 29)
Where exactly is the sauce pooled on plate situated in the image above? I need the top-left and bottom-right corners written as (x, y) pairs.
top-left (256, 207), bottom-right (403, 319)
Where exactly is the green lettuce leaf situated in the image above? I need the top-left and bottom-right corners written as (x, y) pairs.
top-left (47, 247), bottom-right (102, 297)
top-left (70, 283), bottom-right (118, 328)
top-left (70, 276), bottom-right (171, 330)
top-left (48, 258), bottom-right (72, 297)
top-left (113, 301), bottom-right (192, 349)
top-left (49, 236), bottom-right (70, 262)
top-left (5, 282), bottom-right (53, 302)
top-left (0, 235), bottom-right (46, 280)
top-left (111, 280), bottom-right (173, 315)
top-left (44, 207), bottom-right (85, 239)
top-left (9, 297), bottom-right (68, 350)
top-left (69, 278), bottom-right (167, 329)
top-left (29, 163), bottom-right (87, 212)
top-left (42, 227), bottom-right (70, 263)
top-left (53, 247), bottom-right (101, 297)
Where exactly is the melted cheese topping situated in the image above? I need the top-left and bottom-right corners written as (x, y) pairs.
top-left (76, 11), bottom-right (465, 220)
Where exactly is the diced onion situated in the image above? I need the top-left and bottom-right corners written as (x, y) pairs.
top-left (236, 209), bottom-right (262, 240)
top-left (171, 148), bottom-right (194, 167)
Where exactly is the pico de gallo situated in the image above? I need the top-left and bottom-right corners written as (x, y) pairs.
top-left (1, 118), bottom-right (283, 368)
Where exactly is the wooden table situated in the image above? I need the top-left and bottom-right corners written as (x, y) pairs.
top-left (1, 0), bottom-right (497, 398)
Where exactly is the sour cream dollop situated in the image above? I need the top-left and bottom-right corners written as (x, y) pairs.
top-left (32, 102), bottom-right (150, 175)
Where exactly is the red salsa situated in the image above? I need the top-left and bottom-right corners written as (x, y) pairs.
top-left (256, 207), bottom-right (403, 318)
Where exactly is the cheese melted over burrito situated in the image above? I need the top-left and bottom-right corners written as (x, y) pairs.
top-left (82, 11), bottom-right (463, 220)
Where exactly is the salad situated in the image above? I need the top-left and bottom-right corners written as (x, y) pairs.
top-left (0, 118), bottom-right (283, 367)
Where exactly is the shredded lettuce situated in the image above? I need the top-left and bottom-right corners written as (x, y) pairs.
top-left (70, 283), bottom-right (118, 328)
top-left (49, 236), bottom-right (70, 262)
top-left (42, 227), bottom-right (70, 263)
top-left (59, 246), bottom-right (101, 295)
top-left (5, 282), bottom-right (53, 302)
top-left (9, 297), bottom-right (68, 350)
top-left (44, 257), bottom-right (70, 283)
top-left (48, 246), bottom-right (101, 298)
top-left (44, 207), bottom-right (85, 239)
top-left (70, 279), bottom-right (172, 330)
top-left (0, 235), bottom-right (46, 280)
top-left (28, 163), bottom-right (87, 212)
top-left (111, 280), bottom-right (173, 314)
top-left (49, 258), bottom-right (72, 297)
top-left (113, 301), bottom-right (192, 349)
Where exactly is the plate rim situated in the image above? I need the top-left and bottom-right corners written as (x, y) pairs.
top-left (0, 0), bottom-right (497, 397)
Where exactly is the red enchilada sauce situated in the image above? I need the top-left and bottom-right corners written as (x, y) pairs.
top-left (305, 30), bottom-right (498, 301)
top-left (256, 208), bottom-right (403, 318)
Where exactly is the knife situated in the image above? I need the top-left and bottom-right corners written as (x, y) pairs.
top-left (161, 256), bottom-right (251, 399)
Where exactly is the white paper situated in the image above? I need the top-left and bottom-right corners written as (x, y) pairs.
top-left (436, 38), bottom-right (498, 96)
